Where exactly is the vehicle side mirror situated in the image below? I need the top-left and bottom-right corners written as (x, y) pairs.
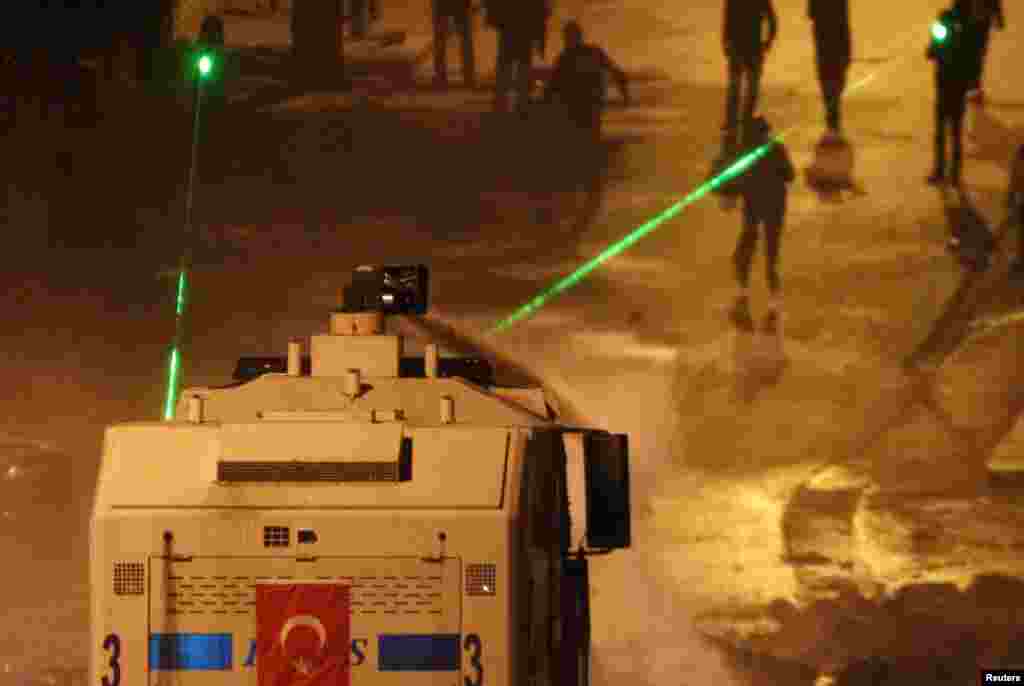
top-left (583, 433), bottom-right (631, 549)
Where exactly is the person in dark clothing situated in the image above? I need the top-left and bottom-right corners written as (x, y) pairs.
top-left (0, 49), bottom-right (13, 126)
top-left (808, 0), bottom-right (851, 136)
top-left (135, 0), bottom-right (174, 84)
top-left (926, 0), bottom-right (985, 187)
top-left (543, 21), bottom-right (629, 141)
top-left (722, 0), bottom-right (777, 147)
top-left (967, 0), bottom-right (1004, 101)
top-left (350, 0), bottom-right (365, 37)
top-left (197, 15), bottom-right (226, 108)
top-left (37, 6), bottom-right (96, 126)
top-left (49, 43), bottom-right (88, 127)
top-left (349, 0), bottom-right (379, 39)
top-left (485, 0), bottom-right (551, 113)
top-left (729, 116), bottom-right (795, 332)
top-left (533, 21), bottom-right (626, 231)
top-left (431, 0), bottom-right (476, 89)
top-left (1009, 145), bottom-right (1024, 276)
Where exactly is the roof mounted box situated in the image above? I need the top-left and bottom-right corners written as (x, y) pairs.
top-left (310, 334), bottom-right (402, 378)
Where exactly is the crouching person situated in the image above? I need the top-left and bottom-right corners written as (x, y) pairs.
top-left (542, 20), bottom-right (629, 143)
top-left (536, 20), bottom-right (629, 229)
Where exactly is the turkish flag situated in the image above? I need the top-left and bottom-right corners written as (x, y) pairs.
top-left (256, 584), bottom-right (351, 686)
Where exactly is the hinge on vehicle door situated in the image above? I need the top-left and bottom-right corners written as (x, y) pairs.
top-left (421, 531), bottom-right (447, 563)
top-left (165, 555), bottom-right (193, 562)
top-left (161, 531), bottom-right (192, 562)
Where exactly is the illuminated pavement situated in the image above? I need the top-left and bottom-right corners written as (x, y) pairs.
top-left (3, 0), bottom-right (1024, 683)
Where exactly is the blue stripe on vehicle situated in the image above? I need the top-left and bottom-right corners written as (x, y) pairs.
top-left (149, 633), bottom-right (233, 670)
top-left (378, 634), bottom-right (460, 672)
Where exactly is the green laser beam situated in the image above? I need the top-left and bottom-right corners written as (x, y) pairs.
top-left (175, 269), bottom-right (187, 316)
top-left (487, 26), bottom-right (925, 335)
top-left (489, 135), bottom-right (782, 333)
top-left (162, 56), bottom-right (206, 420)
top-left (163, 268), bottom-right (188, 420)
top-left (163, 346), bottom-right (181, 420)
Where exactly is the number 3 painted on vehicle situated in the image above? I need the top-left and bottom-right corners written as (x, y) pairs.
top-left (101, 633), bottom-right (120, 686)
top-left (464, 633), bottom-right (483, 686)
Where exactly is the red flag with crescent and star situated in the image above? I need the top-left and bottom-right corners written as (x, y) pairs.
top-left (256, 583), bottom-right (351, 686)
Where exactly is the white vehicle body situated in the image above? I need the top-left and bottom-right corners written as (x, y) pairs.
top-left (91, 307), bottom-right (629, 686)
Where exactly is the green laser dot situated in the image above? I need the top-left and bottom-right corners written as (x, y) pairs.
top-left (198, 54), bottom-right (213, 76)
top-left (931, 21), bottom-right (948, 42)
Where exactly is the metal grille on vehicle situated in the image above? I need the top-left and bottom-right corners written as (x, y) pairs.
top-left (113, 561), bottom-right (145, 595)
top-left (465, 563), bottom-right (496, 596)
top-left (220, 461), bottom-right (399, 482)
top-left (263, 526), bottom-right (290, 547)
top-left (164, 575), bottom-right (446, 616)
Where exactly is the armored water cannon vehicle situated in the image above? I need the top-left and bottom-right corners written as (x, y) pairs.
top-left (90, 265), bottom-right (630, 686)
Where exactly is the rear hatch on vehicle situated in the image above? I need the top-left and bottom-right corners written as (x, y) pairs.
top-left (148, 556), bottom-right (462, 686)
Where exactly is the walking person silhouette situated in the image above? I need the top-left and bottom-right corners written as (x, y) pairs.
top-left (721, 0), bottom-right (777, 150)
top-left (808, 0), bottom-right (851, 139)
top-left (728, 116), bottom-right (795, 333)
top-left (926, 0), bottom-right (985, 187)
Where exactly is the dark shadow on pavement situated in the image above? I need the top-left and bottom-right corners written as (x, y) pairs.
top-left (903, 187), bottom-right (1002, 368)
top-left (804, 134), bottom-right (865, 203)
top-left (891, 186), bottom-right (1024, 488)
top-left (0, 62), bottom-right (648, 305)
top-left (967, 104), bottom-right (1024, 168)
top-left (731, 312), bottom-right (788, 406)
top-left (943, 186), bottom-right (995, 271)
top-left (225, 42), bottom-right (421, 110)
top-left (468, 105), bottom-right (629, 256)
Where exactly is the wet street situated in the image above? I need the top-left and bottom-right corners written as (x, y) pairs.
top-left (3, 0), bottom-right (1024, 683)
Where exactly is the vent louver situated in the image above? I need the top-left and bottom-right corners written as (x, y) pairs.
top-left (220, 461), bottom-right (400, 482)
top-left (263, 526), bottom-right (290, 547)
top-left (113, 561), bottom-right (145, 595)
top-left (164, 575), bottom-right (445, 616)
top-left (215, 424), bottom-right (411, 483)
top-left (465, 563), bottom-right (496, 596)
